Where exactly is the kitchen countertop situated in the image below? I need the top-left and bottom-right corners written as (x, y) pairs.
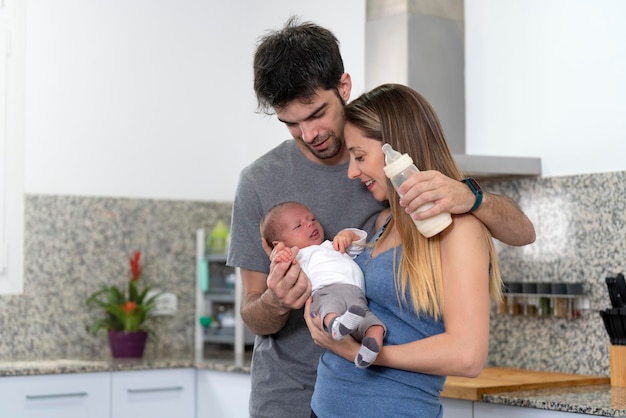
top-left (482, 385), bottom-right (626, 417)
top-left (2, 358), bottom-right (624, 416)
top-left (442, 368), bottom-right (626, 416)
top-left (443, 367), bottom-right (610, 400)
top-left (0, 353), bottom-right (249, 377)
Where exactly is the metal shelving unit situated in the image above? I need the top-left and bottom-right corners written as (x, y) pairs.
top-left (195, 229), bottom-right (254, 367)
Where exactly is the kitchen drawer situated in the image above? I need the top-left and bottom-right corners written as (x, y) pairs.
top-left (111, 368), bottom-right (195, 418)
top-left (0, 372), bottom-right (111, 418)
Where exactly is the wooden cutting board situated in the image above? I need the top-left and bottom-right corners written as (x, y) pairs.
top-left (442, 367), bottom-right (610, 400)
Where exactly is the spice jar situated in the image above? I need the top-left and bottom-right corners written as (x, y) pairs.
top-left (537, 283), bottom-right (552, 317)
top-left (497, 282), bottom-right (511, 314)
top-left (522, 282), bottom-right (538, 316)
top-left (507, 282), bottom-right (524, 315)
top-left (566, 283), bottom-right (583, 319)
top-left (552, 283), bottom-right (568, 318)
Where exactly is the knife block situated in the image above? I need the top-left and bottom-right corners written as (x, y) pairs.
top-left (610, 345), bottom-right (626, 386)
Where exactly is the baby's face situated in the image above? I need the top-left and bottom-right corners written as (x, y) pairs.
top-left (277, 205), bottom-right (325, 249)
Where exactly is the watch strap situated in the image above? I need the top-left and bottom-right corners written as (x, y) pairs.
top-left (462, 177), bottom-right (483, 212)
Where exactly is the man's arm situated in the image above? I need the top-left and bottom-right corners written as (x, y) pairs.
top-left (240, 252), bottom-right (312, 336)
top-left (240, 269), bottom-right (290, 336)
top-left (398, 170), bottom-right (536, 246)
top-left (472, 191), bottom-right (536, 246)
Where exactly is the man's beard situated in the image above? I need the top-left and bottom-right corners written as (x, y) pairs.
top-left (307, 134), bottom-right (344, 160)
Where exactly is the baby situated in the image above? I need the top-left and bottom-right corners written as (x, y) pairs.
top-left (260, 201), bottom-right (385, 368)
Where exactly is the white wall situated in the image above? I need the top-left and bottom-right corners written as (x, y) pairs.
top-left (23, 0), bottom-right (365, 201)
top-left (465, 0), bottom-right (626, 176)
top-left (22, 0), bottom-right (626, 202)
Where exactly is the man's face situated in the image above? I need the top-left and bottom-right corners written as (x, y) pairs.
top-left (275, 75), bottom-right (352, 166)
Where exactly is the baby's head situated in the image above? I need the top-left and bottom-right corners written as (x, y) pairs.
top-left (260, 202), bottom-right (325, 250)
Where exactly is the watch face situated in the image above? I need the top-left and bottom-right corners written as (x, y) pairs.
top-left (468, 177), bottom-right (482, 193)
top-left (464, 177), bottom-right (482, 194)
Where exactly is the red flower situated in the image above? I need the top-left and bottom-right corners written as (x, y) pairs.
top-left (130, 251), bottom-right (141, 281)
top-left (121, 301), bottom-right (138, 315)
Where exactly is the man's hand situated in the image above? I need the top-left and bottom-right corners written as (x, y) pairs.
top-left (265, 242), bottom-right (310, 312)
top-left (397, 170), bottom-right (472, 219)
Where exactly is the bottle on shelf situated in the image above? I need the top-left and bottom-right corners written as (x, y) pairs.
top-left (207, 220), bottom-right (230, 254)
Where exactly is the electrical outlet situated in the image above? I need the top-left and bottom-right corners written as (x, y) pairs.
top-left (150, 291), bottom-right (178, 316)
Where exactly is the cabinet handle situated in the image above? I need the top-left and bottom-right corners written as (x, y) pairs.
top-left (127, 386), bottom-right (184, 394)
top-left (26, 392), bottom-right (88, 400)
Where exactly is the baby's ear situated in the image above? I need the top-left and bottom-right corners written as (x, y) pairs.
top-left (261, 237), bottom-right (273, 256)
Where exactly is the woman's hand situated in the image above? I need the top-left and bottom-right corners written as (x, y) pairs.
top-left (304, 298), bottom-right (360, 360)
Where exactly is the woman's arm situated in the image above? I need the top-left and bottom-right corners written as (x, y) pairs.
top-left (374, 214), bottom-right (492, 377)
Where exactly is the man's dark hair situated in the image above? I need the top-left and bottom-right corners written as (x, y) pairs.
top-left (253, 16), bottom-right (344, 114)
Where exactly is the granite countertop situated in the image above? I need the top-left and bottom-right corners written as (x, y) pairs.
top-left (0, 353), bottom-right (249, 377)
top-left (483, 385), bottom-right (626, 417)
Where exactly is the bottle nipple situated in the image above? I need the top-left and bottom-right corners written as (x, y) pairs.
top-left (382, 143), bottom-right (402, 165)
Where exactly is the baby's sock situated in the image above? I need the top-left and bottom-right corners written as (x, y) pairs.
top-left (354, 336), bottom-right (380, 368)
top-left (330, 305), bottom-right (366, 341)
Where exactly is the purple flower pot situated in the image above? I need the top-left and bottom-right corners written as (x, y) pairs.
top-left (108, 331), bottom-right (148, 358)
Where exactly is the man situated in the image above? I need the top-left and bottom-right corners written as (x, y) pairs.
top-left (227, 17), bottom-right (535, 418)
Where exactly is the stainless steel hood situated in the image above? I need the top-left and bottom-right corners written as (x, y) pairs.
top-left (365, 0), bottom-right (541, 179)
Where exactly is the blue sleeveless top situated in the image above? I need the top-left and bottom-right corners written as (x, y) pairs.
top-left (311, 225), bottom-right (446, 418)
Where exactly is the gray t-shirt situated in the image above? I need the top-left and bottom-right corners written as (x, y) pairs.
top-left (227, 140), bottom-right (386, 418)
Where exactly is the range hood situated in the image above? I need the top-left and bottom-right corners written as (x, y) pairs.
top-left (365, 0), bottom-right (541, 179)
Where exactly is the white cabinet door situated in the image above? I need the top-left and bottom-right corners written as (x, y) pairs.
top-left (111, 368), bottom-right (195, 418)
top-left (0, 372), bottom-right (110, 418)
top-left (442, 398), bottom-right (474, 418)
top-left (196, 369), bottom-right (250, 418)
top-left (474, 403), bottom-right (593, 418)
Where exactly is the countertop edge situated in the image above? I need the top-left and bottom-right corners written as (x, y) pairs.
top-left (0, 358), bottom-right (250, 377)
top-left (480, 385), bottom-right (626, 417)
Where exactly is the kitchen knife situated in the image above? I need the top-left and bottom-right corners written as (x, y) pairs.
top-left (617, 273), bottom-right (626, 305)
top-left (600, 310), bottom-right (615, 344)
top-left (606, 276), bottom-right (625, 308)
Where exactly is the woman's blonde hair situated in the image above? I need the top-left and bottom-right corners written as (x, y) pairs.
top-left (344, 84), bottom-right (502, 319)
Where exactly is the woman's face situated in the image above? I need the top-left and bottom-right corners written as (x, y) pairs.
top-left (344, 122), bottom-right (389, 202)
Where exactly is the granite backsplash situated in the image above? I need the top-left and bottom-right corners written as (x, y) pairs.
top-left (0, 195), bottom-right (232, 360)
top-left (484, 170), bottom-right (625, 376)
top-left (0, 170), bottom-right (624, 376)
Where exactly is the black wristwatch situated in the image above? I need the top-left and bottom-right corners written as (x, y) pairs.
top-left (461, 177), bottom-right (483, 212)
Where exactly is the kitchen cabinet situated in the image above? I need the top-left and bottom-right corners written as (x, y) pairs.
top-left (442, 398), bottom-right (473, 418)
top-left (0, 372), bottom-right (111, 418)
top-left (196, 369), bottom-right (250, 418)
top-left (110, 368), bottom-right (195, 418)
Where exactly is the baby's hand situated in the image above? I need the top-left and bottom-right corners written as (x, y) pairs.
top-left (270, 245), bottom-right (299, 265)
top-left (332, 230), bottom-right (354, 253)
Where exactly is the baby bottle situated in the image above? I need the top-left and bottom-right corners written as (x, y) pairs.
top-left (382, 143), bottom-right (452, 238)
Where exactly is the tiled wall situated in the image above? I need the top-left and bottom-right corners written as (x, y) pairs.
top-left (0, 171), bottom-right (624, 375)
top-left (0, 194), bottom-right (232, 360)
top-left (485, 171), bottom-right (626, 376)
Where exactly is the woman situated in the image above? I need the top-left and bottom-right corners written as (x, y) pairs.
top-left (305, 84), bottom-right (502, 417)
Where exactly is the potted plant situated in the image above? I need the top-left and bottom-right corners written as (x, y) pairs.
top-left (86, 250), bottom-right (161, 358)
